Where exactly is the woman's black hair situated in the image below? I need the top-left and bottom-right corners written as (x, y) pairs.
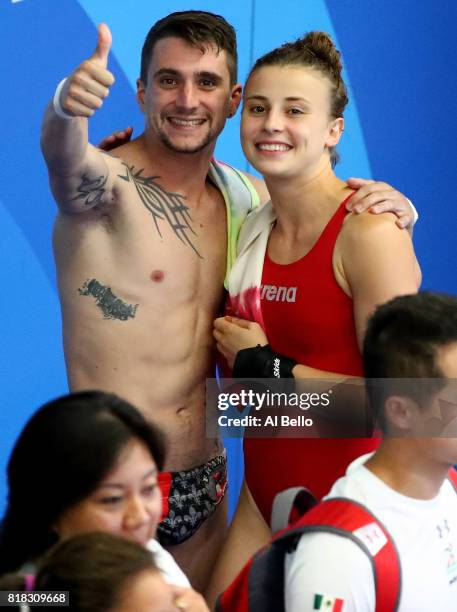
top-left (0, 391), bottom-right (166, 573)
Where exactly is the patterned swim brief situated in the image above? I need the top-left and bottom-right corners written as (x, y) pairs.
top-left (157, 452), bottom-right (228, 546)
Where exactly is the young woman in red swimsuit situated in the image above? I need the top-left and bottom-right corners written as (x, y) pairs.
top-left (212, 30), bottom-right (420, 584)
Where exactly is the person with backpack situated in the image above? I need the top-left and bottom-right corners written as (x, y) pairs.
top-left (218, 292), bottom-right (457, 611)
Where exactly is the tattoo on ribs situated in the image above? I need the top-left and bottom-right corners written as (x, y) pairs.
top-left (78, 279), bottom-right (138, 321)
top-left (118, 163), bottom-right (202, 258)
top-left (71, 174), bottom-right (107, 207)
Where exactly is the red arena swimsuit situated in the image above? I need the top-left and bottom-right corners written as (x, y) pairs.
top-left (243, 197), bottom-right (379, 523)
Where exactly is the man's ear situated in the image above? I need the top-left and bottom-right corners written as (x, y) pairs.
top-left (136, 78), bottom-right (145, 112)
top-left (227, 83), bottom-right (243, 118)
top-left (384, 395), bottom-right (419, 433)
top-left (326, 117), bottom-right (344, 147)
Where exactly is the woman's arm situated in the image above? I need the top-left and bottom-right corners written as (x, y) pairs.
top-left (336, 211), bottom-right (421, 349)
top-left (213, 317), bottom-right (353, 380)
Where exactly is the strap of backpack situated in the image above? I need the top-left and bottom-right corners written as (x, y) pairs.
top-left (270, 486), bottom-right (317, 534)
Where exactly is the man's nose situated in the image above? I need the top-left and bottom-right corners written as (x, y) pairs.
top-left (175, 83), bottom-right (199, 112)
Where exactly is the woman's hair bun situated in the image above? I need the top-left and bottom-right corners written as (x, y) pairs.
top-left (297, 31), bottom-right (343, 79)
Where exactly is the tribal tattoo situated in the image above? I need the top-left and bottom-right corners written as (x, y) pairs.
top-left (118, 163), bottom-right (202, 258)
top-left (78, 279), bottom-right (138, 321)
top-left (71, 174), bottom-right (107, 207)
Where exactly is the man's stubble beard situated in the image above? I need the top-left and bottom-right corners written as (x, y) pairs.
top-left (159, 130), bottom-right (214, 154)
top-left (151, 113), bottom-right (227, 155)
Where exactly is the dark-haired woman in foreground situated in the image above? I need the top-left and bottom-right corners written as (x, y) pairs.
top-left (0, 532), bottom-right (208, 611)
top-left (212, 31), bottom-right (420, 595)
top-left (0, 391), bottom-right (188, 589)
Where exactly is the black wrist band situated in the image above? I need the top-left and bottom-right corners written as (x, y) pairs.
top-left (233, 344), bottom-right (297, 379)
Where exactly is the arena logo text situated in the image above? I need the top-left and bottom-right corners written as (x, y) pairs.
top-left (260, 284), bottom-right (297, 303)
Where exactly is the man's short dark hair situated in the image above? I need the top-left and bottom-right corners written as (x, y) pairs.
top-left (140, 11), bottom-right (238, 85)
top-left (363, 292), bottom-right (457, 430)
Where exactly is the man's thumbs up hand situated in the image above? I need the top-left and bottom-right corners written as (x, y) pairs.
top-left (91, 23), bottom-right (112, 67)
top-left (57, 24), bottom-right (115, 119)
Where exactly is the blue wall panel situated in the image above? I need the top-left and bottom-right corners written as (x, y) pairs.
top-left (326, 0), bottom-right (457, 292)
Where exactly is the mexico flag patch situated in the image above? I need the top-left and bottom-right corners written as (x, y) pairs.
top-left (313, 593), bottom-right (344, 611)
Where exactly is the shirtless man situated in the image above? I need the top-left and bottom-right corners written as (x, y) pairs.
top-left (40, 10), bottom-right (415, 593)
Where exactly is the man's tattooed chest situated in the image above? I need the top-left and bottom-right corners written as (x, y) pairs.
top-left (75, 164), bottom-right (224, 320)
top-left (118, 163), bottom-right (203, 258)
